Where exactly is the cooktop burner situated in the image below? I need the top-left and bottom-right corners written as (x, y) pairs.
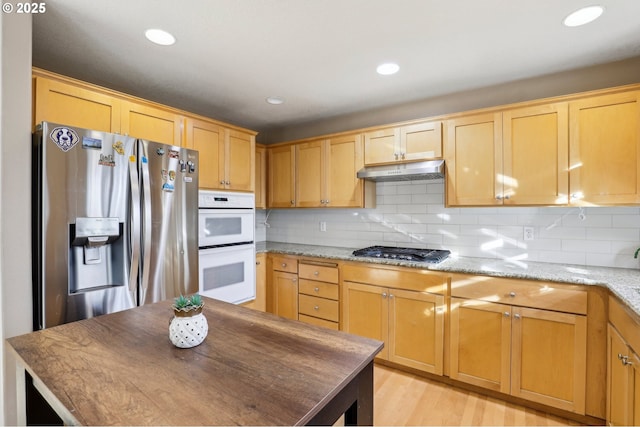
top-left (352, 246), bottom-right (451, 263)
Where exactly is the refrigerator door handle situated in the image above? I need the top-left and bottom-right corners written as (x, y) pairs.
top-left (140, 154), bottom-right (153, 304)
top-left (128, 156), bottom-right (141, 299)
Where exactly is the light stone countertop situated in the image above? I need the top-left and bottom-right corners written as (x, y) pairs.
top-left (256, 241), bottom-right (640, 317)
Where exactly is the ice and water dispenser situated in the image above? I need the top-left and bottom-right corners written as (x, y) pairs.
top-left (69, 217), bottom-right (125, 293)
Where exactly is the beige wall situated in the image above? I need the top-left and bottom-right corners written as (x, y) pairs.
top-left (0, 11), bottom-right (33, 426)
top-left (258, 55), bottom-right (640, 144)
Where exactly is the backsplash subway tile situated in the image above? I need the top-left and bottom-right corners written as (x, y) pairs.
top-left (261, 179), bottom-right (640, 269)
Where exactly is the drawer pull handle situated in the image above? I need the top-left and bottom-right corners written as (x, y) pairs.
top-left (314, 287), bottom-right (320, 292)
top-left (509, 292), bottom-right (516, 297)
top-left (314, 306), bottom-right (319, 311)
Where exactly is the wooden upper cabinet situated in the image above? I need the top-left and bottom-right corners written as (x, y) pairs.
top-left (121, 100), bottom-right (183, 146)
top-left (364, 121), bottom-right (442, 165)
top-left (184, 120), bottom-right (255, 192)
top-left (446, 104), bottom-right (569, 207)
top-left (255, 145), bottom-right (267, 209)
top-left (445, 112), bottom-right (502, 206)
top-left (268, 145), bottom-right (295, 208)
top-left (271, 133), bottom-right (371, 208)
top-left (569, 91), bottom-right (640, 205)
top-left (503, 103), bottom-right (569, 205)
top-left (184, 118), bottom-right (224, 189)
top-left (226, 130), bottom-right (255, 192)
top-left (327, 133), bottom-right (366, 207)
top-left (295, 140), bottom-right (325, 208)
top-left (33, 76), bottom-right (121, 132)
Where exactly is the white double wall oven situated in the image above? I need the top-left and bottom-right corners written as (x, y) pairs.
top-left (198, 190), bottom-right (255, 304)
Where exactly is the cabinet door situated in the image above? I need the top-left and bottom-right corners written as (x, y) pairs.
top-left (632, 350), bottom-right (640, 426)
top-left (388, 289), bottom-right (444, 375)
top-left (364, 128), bottom-right (398, 165)
top-left (253, 253), bottom-right (267, 312)
top-left (449, 298), bottom-right (511, 393)
top-left (608, 324), bottom-right (632, 425)
top-left (184, 118), bottom-right (224, 189)
top-left (445, 113), bottom-right (503, 206)
top-left (342, 281), bottom-right (389, 359)
top-left (401, 121), bottom-right (442, 161)
top-left (268, 145), bottom-right (295, 208)
top-left (295, 140), bottom-right (324, 207)
top-left (273, 271), bottom-right (298, 320)
top-left (569, 91), bottom-right (640, 205)
top-left (511, 307), bottom-right (587, 414)
top-left (503, 103), bottom-right (569, 205)
top-left (326, 134), bottom-right (364, 207)
top-left (33, 76), bottom-right (121, 132)
top-left (226, 130), bottom-right (255, 192)
top-left (255, 145), bottom-right (267, 208)
top-left (121, 101), bottom-right (183, 146)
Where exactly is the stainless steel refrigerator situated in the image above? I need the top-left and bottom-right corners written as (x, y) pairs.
top-left (32, 122), bottom-right (199, 330)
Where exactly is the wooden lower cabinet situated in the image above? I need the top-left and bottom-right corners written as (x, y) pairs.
top-left (343, 281), bottom-right (444, 375)
top-left (450, 297), bottom-right (587, 414)
top-left (607, 296), bottom-right (640, 425)
top-left (270, 255), bottom-right (298, 320)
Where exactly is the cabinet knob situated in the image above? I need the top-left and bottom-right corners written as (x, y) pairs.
top-left (256, 261), bottom-right (261, 265)
top-left (314, 305), bottom-right (319, 311)
top-left (292, 278), bottom-right (297, 282)
top-left (281, 263), bottom-right (287, 267)
top-left (225, 181), bottom-right (231, 185)
top-left (394, 153), bottom-right (399, 160)
top-left (314, 287), bottom-right (320, 292)
top-left (624, 358), bottom-right (634, 366)
top-left (220, 180), bottom-right (225, 185)
top-left (509, 292), bottom-right (516, 297)
top-left (313, 271), bottom-right (319, 276)
top-left (400, 152), bottom-right (405, 160)
top-left (618, 353), bottom-right (626, 360)
top-left (382, 292), bottom-right (387, 299)
top-left (504, 195), bottom-right (511, 200)
top-left (496, 195), bottom-right (503, 200)
top-left (290, 200), bottom-right (295, 205)
top-left (514, 314), bottom-right (521, 320)
top-left (504, 312), bottom-right (510, 317)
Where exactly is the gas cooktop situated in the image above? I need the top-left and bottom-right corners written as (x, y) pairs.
top-left (352, 246), bottom-right (451, 263)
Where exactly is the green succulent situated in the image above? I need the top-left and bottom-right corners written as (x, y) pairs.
top-left (172, 293), bottom-right (204, 311)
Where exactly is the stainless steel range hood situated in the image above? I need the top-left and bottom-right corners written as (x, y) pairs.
top-left (356, 160), bottom-right (445, 182)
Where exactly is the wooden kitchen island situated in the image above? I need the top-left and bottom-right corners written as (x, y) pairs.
top-left (6, 297), bottom-right (382, 425)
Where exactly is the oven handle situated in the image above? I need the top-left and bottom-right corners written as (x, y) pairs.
top-left (198, 242), bottom-right (254, 251)
top-left (140, 155), bottom-right (152, 304)
top-left (128, 155), bottom-right (141, 301)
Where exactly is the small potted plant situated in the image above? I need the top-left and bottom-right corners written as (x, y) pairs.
top-left (169, 294), bottom-right (208, 348)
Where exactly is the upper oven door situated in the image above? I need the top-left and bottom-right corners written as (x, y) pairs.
top-left (198, 209), bottom-right (254, 248)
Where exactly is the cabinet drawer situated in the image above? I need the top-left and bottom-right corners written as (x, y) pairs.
top-left (450, 275), bottom-right (587, 314)
top-left (299, 314), bottom-right (339, 330)
top-left (299, 294), bottom-right (339, 322)
top-left (299, 279), bottom-right (339, 300)
top-left (272, 256), bottom-right (298, 273)
top-left (342, 263), bottom-right (446, 294)
top-left (299, 263), bottom-right (338, 283)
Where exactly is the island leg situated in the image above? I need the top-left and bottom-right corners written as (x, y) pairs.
top-left (344, 361), bottom-right (374, 426)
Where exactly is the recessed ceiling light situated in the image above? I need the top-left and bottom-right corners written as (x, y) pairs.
top-left (145, 29), bottom-right (176, 46)
top-left (563, 6), bottom-right (604, 27)
top-left (377, 63), bottom-right (400, 76)
top-left (266, 96), bottom-right (285, 105)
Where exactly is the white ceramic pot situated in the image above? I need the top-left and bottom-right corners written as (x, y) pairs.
top-left (169, 311), bottom-right (208, 348)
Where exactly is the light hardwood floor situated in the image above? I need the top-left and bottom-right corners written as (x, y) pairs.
top-left (373, 364), bottom-right (585, 426)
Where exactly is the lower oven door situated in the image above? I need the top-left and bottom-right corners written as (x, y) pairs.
top-left (199, 244), bottom-right (255, 304)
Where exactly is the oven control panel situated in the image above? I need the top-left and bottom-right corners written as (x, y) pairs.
top-left (199, 190), bottom-right (255, 209)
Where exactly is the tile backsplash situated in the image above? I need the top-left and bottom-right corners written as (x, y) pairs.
top-left (256, 179), bottom-right (640, 269)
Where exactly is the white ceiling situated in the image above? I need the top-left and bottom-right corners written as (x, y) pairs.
top-left (33, 0), bottom-right (640, 136)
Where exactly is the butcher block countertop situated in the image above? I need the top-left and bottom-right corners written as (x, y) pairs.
top-left (257, 241), bottom-right (640, 316)
top-left (7, 298), bottom-right (382, 426)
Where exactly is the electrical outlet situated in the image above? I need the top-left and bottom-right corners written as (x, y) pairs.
top-left (319, 221), bottom-right (327, 232)
top-left (523, 226), bottom-right (534, 241)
